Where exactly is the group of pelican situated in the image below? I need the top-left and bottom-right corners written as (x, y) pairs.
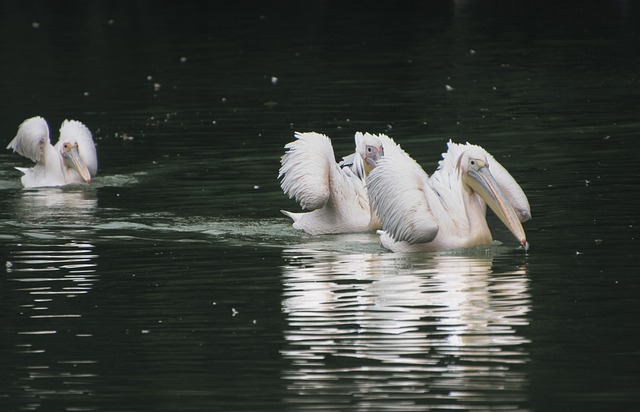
top-left (6, 116), bottom-right (98, 188)
top-left (5, 116), bottom-right (530, 253)
top-left (279, 131), bottom-right (531, 252)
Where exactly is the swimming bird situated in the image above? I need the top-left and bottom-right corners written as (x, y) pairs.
top-left (367, 139), bottom-right (530, 252)
top-left (279, 131), bottom-right (397, 235)
top-left (7, 116), bottom-right (97, 188)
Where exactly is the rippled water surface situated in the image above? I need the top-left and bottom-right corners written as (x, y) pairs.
top-left (1, 2), bottom-right (640, 411)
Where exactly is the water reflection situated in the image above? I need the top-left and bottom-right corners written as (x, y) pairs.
top-left (6, 188), bottom-right (98, 237)
top-left (7, 241), bottom-right (98, 301)
top-left (281, 249), bottom-right (530, 410)
top-left (4, 189), bottom-right (100, 411)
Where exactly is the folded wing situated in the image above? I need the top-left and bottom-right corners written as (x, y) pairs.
top-left (367, 142), bottom-right (439, 244)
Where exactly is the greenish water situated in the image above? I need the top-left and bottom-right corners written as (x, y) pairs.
top-left (1, 1), bottom-right (639, 411)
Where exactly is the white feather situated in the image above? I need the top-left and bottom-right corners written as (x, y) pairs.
top-left (367, 139), bottom-right (530, 252)
top-left (6, 116), bottom-right (49, 163)
top-left (367, 142), bottom-right (439, 244)
top-left (7, 116), bottom-right (98, 188)
top-left (437, 140), bottom-right (530, 222)
top-left (339, 132), bottom-right (402, 179)
top-left (279, 132), bottom-right (397, 235)
top-left (279, 132), bottom-right (334, 210)
top-left (427, 140), bottom-right (472, 237)
top-left (57, 119), bottom-right (98, 177)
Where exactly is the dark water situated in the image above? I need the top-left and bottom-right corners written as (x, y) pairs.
top-left (1, 1), bottom-right (639, 411)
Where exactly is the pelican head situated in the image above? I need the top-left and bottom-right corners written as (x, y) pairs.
top-left (365, 144), bottom-right (384, 170)
top-left (55, 119), bottom-right (98, 185)
top-left (457, 148), bottom-right (527, 248)
top-left (61, 142), bottom-right (91, 183)
top-left (356, 133), bottom-right (385, 176)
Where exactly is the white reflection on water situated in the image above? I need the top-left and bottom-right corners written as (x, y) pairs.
top-left (6, 188), bottom-right (98, 235)
top-left (7, 241), bottom-right (98, 300)
top-left (4, 189), bottom-right (99, 410)
top-left (6, 189), bottom-right (100, 298)
top-left (281, 249), bottom-right (530, 411)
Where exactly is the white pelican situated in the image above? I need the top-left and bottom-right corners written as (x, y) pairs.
top-left (7, 116), bottom-right (97, 188)
top-left (279, 131), bottom-right (399, 235)
top-left (367, 139), bottom-right (531, 252)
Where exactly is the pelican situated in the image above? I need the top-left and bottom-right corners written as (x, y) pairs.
top-left (279, 131), bottom-right (399, 234)
top-left (7, 116), bottom-right (97, 188)
top-left (367, 139), bottom-right (531, 252)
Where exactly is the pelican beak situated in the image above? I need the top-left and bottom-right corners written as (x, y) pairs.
top-left (62, 144), bottom-right (92, 184)
top-left (465, 166), bottom-right (527, 248)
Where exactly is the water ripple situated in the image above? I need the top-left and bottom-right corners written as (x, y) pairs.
top-left (281, 250), bottom-right (530, 410)
top-left (6, 239), bottom-right (100, 411)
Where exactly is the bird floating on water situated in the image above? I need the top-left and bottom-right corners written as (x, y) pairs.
top-left (7, 116), bottom-right (98, 188)
top-left (279, 131), bottom-right (399, 235)
top-left (367, 139), bottom-right (531, 252)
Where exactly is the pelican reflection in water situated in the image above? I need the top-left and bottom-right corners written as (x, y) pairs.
top-left (280, 249), bottom-right (531, 409)
top-left (6, 188), bottom-right (100, 297)
top-left (5, 189), bottom-right (99, 404)
top-left (7, 116), bottom-right (98, 188)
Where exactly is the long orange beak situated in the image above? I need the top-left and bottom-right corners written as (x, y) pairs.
top-left (62, 145), bottom-right (92, 184)
top-left (465, 166), bottom-right (527, 248)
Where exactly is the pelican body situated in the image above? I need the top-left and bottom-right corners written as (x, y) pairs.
top-left (367, 140), bottom-right (530, 252)
top-left (279, 131), bottom-right (397, 235)
top-left (7, 116), bottom-right (97, 188)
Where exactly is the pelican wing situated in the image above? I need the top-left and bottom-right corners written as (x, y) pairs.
top-left (6, 116), bottom-right (50, 163)
top-left (57, 120), bottom-right (98, 176)
top-left (279, 132), bottom-right (337, 210)
top-left (368, 144), bottom-right (439, 244)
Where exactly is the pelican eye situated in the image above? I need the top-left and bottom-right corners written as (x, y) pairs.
top-left (63, 142), bottom-right (80, 153)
